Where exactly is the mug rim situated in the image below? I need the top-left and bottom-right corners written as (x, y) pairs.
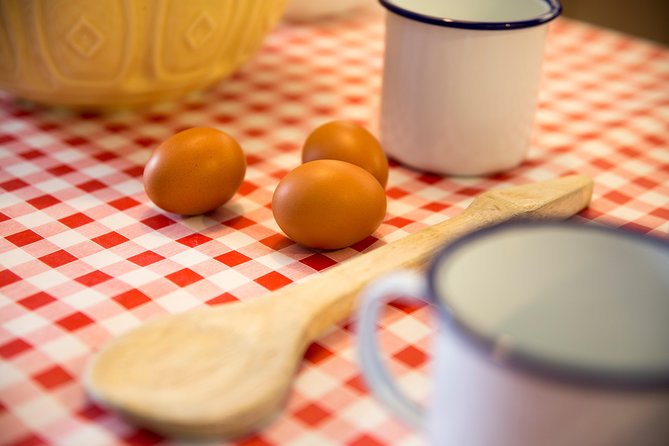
top-left (379, 0), bottom-right (562, 30)
top-left (426, 220), bottom-right (669, 390)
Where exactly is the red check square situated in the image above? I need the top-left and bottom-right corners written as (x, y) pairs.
top-left (422, 202), bottom-right (449, 212)
top-left (206, 293), bottom-right (239, 306)
top-left (604, 190), bottom-right (632, 205)
top-left (27, 194), bottom-right (60, 210)
top-left (77, 180), bottom-right (106, 193)
top-left (166, 268), bottom-right (204, 287)
top-left (632, 177), bottom-right (659, 189)
top-left (19, 149), bottom-right (45, 160)
top-left (293, 402), bottom-right (330, 427)
top-left (300, 253), bottom-right (336, 271)
top-left (393, 345), bottom-right (428, 368)
top-left (77, 403), bottom-right (106, 421)
top-left (57, 312), bottom-right (95, 331)
top-left (75, 270), bottom-right (113, 286)
top-left (121, 429), bottom-right (163, 445)
top-left (141, 214), bottom-right (175, 230)
top-left (260, 234), bottom-right (293, 250)
top-left (33, 365), bottom-right (74, 390)
top-left (59, 212), bottom-right (94, 229)
top-left (5, 229), bottom-right (42, 247)
top-left (238, 181), bottom-right (259, 196)
top-left (39, 250), bottom-right (77, 268)
top-left (417, 173), bottom-right (442, 184)
top-left (113, 289), bottom-right (151, 309)
top-left (455, 187), bottom-right (485, 197)
top-left (591, 158), bottom-right (615, 170)
top-left (0, 133), bottom-right (16, 144)
top-left (18, 292), bottom-right (56, 310)
top-left (128, 251), bottom-right (165, 267)
top-left (345, 375), bottom-right (367, 394)
top-left (222, 216), bottom-right (256, 230)
top-left (108, 197), bottom-right (140, 211)
top-left (134, 136), bottom-right (159, 148)
top-left (94, 151), bottom-right (117, 162)
top-left (386, 187), bottom-right (408, 199)
top-left (93, 232), bottom-right (129, 248)
top-left (388, 299), bottom-right (425, 314)
top-left (215, 251), bottom-right (251, 267)
top-left (351, 236), bottom-right (378, 252)
top-left (176, 233), bottom-right (213, 247)
top-left (255, 271), bottom-right (291, 291)
top-left (651, 207), bottom-right (669, 220)
top-left (0, 269), bottom-right (21, 287)
top-left (65, 136), bottom-right (88, 146)
top-left (304, 342), bottom-right (334, 365)
top-left (386, 217), bottom-right (413, 228)
top-left (47, 164), bottom-right (75, 176)
top-left (1, 178), bottom-right (29, 191)
top-left (12, 433), bottom-right (47, 446)
top-left (0, 339), bottom-right (32, 359)
top-left (349, 434), bottom-right (384, 446)
top-left (123, 165), bottom-right (144, 178)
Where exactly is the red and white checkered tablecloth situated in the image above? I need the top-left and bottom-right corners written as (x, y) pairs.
top-left (1, 5), bottom-right (668, 446)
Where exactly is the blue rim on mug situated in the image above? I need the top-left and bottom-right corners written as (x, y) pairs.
top-left (379, 0), bottom-right (562, 30)
top-left (425, 221), bottom-right (669, 390)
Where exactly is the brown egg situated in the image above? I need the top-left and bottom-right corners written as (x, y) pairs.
top-left (302, 120), bottom-right (389, 187)
top-left (143, 127), bottom-right (246, 215)
top-left (272, 160), bottom-right (386, 250)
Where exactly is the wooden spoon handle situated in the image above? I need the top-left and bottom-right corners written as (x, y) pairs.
top-left (279, 175), bottom-right (594, 342)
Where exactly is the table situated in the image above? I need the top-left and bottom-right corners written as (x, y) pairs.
top-left (2, 6), bottom-right (668, 446)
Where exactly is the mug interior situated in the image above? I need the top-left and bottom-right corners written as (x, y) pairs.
top-left (379, 0), bottom-right (561, 29)
top-left (429, 222), bottom-right (669, 387)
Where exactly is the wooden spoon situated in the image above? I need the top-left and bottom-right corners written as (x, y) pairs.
top-left (84, 175), bottom-right (593, 438)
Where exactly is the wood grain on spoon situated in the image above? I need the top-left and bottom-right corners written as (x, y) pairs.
top-left (84, 175), bottom-right (593, 438)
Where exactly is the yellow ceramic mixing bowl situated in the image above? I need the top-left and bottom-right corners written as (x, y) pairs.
top-left (0, 0), bottom-right (286, 107)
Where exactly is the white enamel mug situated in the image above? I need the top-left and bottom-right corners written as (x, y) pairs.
top-left (357, 222), bottom-right (669, 446)
top-left (378, 0), bottom-right (561, 175)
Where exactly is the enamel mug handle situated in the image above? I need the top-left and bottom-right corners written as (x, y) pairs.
top-left (356, 271), bottom-right (429, 429)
